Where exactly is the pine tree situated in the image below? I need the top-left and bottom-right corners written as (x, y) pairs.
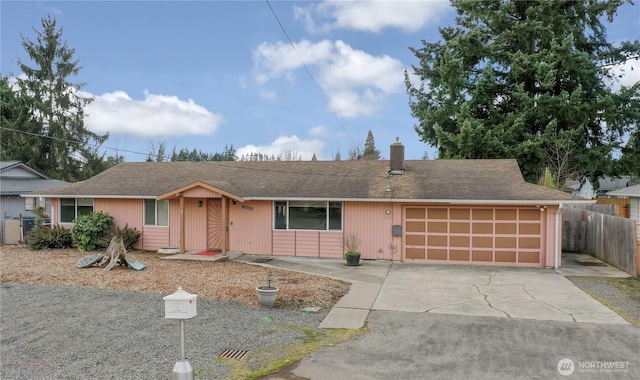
top-left (16, 15), bottom-right (108, 181)
top-left (406, 0), bottom-right (640, 182)
top-left (362, 130), bottom-right (381, 160)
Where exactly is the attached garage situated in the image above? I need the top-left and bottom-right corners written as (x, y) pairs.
top-left (404, 206), bottom-right (545, 267)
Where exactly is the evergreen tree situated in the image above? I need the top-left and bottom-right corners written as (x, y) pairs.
top-left (16, 16), bottom-right (108, 181)
top-left (334, 151), bottom-right (342, 161)
top-left (311, 153), bottom-right (318, 161)
top-left (362, 130), bottom-right (381, 160)
top-left (0, 75), bottom-right (37, 162)
top-left (406, 0), bottom-right (640, 183)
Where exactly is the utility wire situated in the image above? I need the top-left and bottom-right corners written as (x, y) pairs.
top-left (264, 0), bottom-right (364, 161)
top-left (0, 126), bottom-right (387, 179)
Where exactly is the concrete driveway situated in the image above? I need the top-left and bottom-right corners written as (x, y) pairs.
top-left (373, 263), bottom-right (628, 324)
top-left (250, 255), bottom-right (638, 380)
top-left (242, 253), bottom-right (629, 328)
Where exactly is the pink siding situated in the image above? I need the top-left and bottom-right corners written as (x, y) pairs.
top-left (319, 232), bottom-right (343, 258)
top-left (142, 227), bottom-right (170, 250)
top-left (228, 201), bottom-right (273, 254)
top-left (272, 230), bottom-right (295, 255)
top-left (344, 202), bottom-right (395, 260)
top-left (295, 231), bottom-right (320, 257)
top-left (94, 199), bottom-right (144, 249)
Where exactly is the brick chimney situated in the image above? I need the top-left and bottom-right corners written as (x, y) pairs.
top-left (389, 137), bottom-right (405, 173)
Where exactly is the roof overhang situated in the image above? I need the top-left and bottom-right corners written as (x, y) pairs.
top-left (244, 197), bottom-right (595, 205)
top-left (157, 181), bottom-right (244, 202)
top-left (20, 194), bottom-right (159, 199)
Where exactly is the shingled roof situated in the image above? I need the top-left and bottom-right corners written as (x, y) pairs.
top-left (28, 159), bottom-right (588, 204)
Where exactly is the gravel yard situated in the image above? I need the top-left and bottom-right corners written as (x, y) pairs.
top-left (0, 246), bottom-right (350, 309)
top-left (567, 276), bottom-right (640, 326)
top-left (0, 246), bottom-right (353, 379)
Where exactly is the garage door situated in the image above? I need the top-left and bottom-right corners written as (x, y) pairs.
top-left (404, 207), bottom-right (543, 267)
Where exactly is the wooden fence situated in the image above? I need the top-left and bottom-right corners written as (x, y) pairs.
top-left (563, 206), bottom-right (639, 277)
top-left (595, 197), bottom-right (630, 217)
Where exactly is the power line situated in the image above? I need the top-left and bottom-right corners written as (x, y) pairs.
top-left (264, 0), bottom-right (362, 159)
top-left (0, 126), bottom-right (389, 179)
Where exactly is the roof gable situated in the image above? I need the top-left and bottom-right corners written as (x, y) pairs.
top-left (0, 161), bottom-right (50, 179)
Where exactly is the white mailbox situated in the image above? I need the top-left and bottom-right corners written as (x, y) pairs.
top-left (163, 287), bottom-right (197, 319)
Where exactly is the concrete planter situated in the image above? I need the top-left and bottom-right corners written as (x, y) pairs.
top-left (256, 286), bottom-right (279, 308)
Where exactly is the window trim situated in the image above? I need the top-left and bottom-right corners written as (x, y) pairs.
top-left (59, 198), bottom-right (94, 223)
top-left (273, 201), bottom-right (343, 231)
top-left (144, 199), bottom-right (169, 227)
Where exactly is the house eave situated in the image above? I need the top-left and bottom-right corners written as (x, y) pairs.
top-left (245, 197), bottom-right (594, 205)
top-left (20, 194), bottom-right (159, 199)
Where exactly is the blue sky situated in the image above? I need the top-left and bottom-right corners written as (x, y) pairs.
top-left (2, 1), bottom-right (639, 162)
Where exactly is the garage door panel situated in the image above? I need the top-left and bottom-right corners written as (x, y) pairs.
top-left (519, 223), bottom-right (540, 234)
top-left (428, 235), bottom-right (447, 246)
top-left (472, 236), bottom-right (493, 248)
top-left (406, 248), bottom-right (425, 259)
top-left (495, 223), bottom-right (516, 234)
top-left (428, 222), bottom-right (447, 233)
top-left (519, 252), bottom-right (540, 263)
top-left (520, 209), bottom-right (540, 220)
top-left (472, 251), bottom-right (493, 261)
top-left (450, 222), bottom-right (470, 233)
top-left (450, 236), bottom-right (469, 247)
top-left (428, 208), bottom-right (448, 219)
top-left (450, 250), bottom-right (470, 261)
top-left (406, 221), bottom-right (425, 232)
top-left (404, 206), bottom-right (542, 267)
top-left (406, 208), bottom-right (425, 219)
top-left (450, 209), bottom-right (469, 219)
top-left (496, 237), bottom-right (516, 248)
top-left (519, 237), bottom-right (540, 249)
top-left (495, 251), bottom-right (517, 262)
top-left (495, 209), bottom-right (517, 220)
top-left (427, 249), bottom-right (447, 260)
top-left (406, 234), bottom-right (425, 245)
top-left (473, 223), bottom-right (493, 234)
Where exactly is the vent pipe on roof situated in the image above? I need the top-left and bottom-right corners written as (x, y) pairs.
top-left (389, 137), bottom-right (405, 175)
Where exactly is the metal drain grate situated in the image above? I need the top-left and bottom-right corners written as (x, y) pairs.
top-left (218, 349), bottom-right (249, 360)
top-left (254, 258), bottom-right (273, 263)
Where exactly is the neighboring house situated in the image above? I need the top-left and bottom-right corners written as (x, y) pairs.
top-left (564, 177), bottom-right (595, 199)
top-left (29, 141), bottom-right (591, 268)
top-left (596, 176), bottom-right (638, 197)
top-left (607, 184), bottom-right (640, 241)
top-left (1, 161), bottom-right (68, 243)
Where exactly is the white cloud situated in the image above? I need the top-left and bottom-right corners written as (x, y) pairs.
top-left (607, 57), bottom-right (640, 90)
top-left (253, 39), bottom-right (404, 118)
top-left (85, 90), bottom-right (223, 137)
top-left (295, 0), bottom-right (451, 33)
top-left (237, 133), bottom-right (326, 161)
top-left (308, 125), bottom-right (330, 138)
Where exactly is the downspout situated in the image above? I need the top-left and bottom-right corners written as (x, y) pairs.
top-left (555, 203), bottom-right (563, 269)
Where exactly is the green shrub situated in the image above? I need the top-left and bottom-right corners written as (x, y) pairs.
top-left (27, 225), bottom-right (72, 250)
top-left (99, 224), bottom-right (142, 251)
top-left (71, 211), bottom-right (114, 252)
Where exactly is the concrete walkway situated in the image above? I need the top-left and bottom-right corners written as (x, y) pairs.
top-left (235, 253), bottom-right (630, 328)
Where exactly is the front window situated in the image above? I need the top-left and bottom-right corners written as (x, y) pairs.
top-left (144, 199), bottom-right (169, 226)
top-left (60, 198), bottom-right (94, 222)
top-left (274, 201), bottom-right (342, 231)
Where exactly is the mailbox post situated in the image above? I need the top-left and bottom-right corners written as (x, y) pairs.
top-left (164, 287), bottom-right (198, 380)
